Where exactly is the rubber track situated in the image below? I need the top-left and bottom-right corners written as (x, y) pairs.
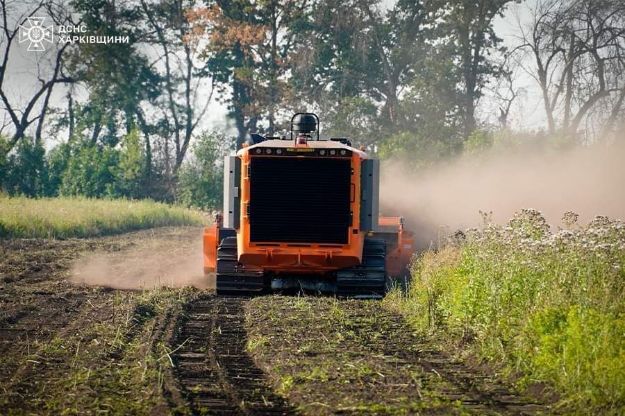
top-left (216, 237), bottom-right (265, 295)
top-left (336, 238), bottom-right (387, 298)
top-left (171, 295), bottom-right (294, 415)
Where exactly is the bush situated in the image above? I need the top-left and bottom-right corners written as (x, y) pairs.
top-left (386, 210), bottom-right (625, 413)
top-left (378, 130), bottom-right (458, 170)
top-left (463, 129), bottom-right (494, 154)
top-left (60, 142), bottom-right (119, 197)
top-left (1, 138), bottom-right (48, 197)
top-left (176, 131), bottom-right (228, 210)
top-left (113, 129), bottom-right (147, 198)
top-left (46, 142), bottom-right (71, 197)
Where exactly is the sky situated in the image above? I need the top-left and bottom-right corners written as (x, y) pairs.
top-left (1, 0), bottom-right (543, 145)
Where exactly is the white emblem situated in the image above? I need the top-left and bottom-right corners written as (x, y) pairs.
top-left (18, 17), bottom-right (54, 52)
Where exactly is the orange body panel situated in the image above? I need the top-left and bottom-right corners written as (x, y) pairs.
top-left (375, 216), bottom-right (415, 277)
top-left (203, 224), bottom-right (218, 274)
top-left (236, 146), bottom-right (365, 274)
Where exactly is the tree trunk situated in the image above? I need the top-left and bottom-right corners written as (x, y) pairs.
top-left (68, 92), bottom-right (75, 141)
top-left (268, 1), bottom-right (278, 136)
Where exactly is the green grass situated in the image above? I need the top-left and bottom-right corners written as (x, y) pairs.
top-left (0, 195), bottom-right (205, 238)
top-left (385, 209), bottom-right (625, 414)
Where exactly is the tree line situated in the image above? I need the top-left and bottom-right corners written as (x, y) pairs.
top-left (1, 0), bottom-right (624, 209)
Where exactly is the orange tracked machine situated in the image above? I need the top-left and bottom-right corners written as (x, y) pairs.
top-left (204, 113), bottom-right (414, 297)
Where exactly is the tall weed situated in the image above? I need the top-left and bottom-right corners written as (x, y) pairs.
top-left (387, 209), bottom-right (625, 413)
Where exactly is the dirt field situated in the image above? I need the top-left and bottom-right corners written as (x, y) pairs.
top-left (0, 227), bottom-right (550, 415)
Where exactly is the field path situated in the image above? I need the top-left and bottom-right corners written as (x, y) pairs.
top-left (0, 227), bottom-right (549, 415)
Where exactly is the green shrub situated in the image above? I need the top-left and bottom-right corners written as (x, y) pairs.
top-left (176, 131), bottom-right (227, 210)
top-left (1, 138), bottom-right (48, 197)
top-left (386, 209), bottom-right (625, 413)
top-left (521, 306), bottom-right (625, 410)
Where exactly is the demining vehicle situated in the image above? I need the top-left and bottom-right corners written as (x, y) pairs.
top-left (203, 113), bottom-right (414, 297)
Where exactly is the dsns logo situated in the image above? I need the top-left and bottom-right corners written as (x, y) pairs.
top-left (19, 17), bottom-right (54, 52)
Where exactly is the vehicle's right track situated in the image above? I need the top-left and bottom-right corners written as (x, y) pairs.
top-left (336, 238), bottom-right (387, 298)
top-left (170, 295), bottom-right (294, 415)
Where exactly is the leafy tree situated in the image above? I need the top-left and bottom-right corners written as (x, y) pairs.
top-left (46, 142), bottom-right (72, 196)
top-left (0, 135), bottom-right (9, 187)
top-left (60, 142), bottom-right (119, 197)
top-left (140, 0), bottom-right (214, 172)
top-left (367, 18), bottom-right (464, 163)
top-left (463, 128), bottom-right (494, 154)
top-left (188, 0), bottom-right (311, 145)
top-left (435, 0), bottom-right (513, 138)
top-left (68, 0), bottom-right (161, 146)
top-left (114, 129), bottom-right (146, 198)
top-left (378, 130), bottom-right (456, 170)
top-left (291, 0), bottom-right (375, 101)
top-left (176, 131), bottom-right (231, 209)
top-left (291, 0), bottom-right (430, 135)
top-left (1, 138), bottom-right (48, 196)
top-left (320, 96), bottom-right (379, 146)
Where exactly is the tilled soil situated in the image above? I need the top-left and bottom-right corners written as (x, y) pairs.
top-left (169, 295), bottom-right (294, 415)
top-left (245, 297), bottom-right (548, 415)
top-left (0, 227), bottom-right (550, 415)
top-left (0, 228), bottom-right (202, 414)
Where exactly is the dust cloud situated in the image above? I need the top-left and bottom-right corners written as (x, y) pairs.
top-left (380, 140), bottom-right (625, 250)
top-left (71, 230), bottom-right (214, 290)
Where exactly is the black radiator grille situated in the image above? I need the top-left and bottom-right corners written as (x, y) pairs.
top-left (249, 157), bottom-right (351, 244)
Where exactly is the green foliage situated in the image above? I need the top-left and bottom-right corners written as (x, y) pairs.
top-left (194, 0), bottom-right (309, 141)
top-left (374, 46), bottom-right (464, 163)
top-left (176, 132), bottom-right (227, 210)
top-left (522, 306), bottom-right (625, 411)
top-left (387, 210), bottom-right (625, 413)
top-left (69, 0), bottom-right (160, 146)
top-left (2, 127), bottom-right (225, 208)
top-left (463, 129), bottom-right (576, 156)
top-left (46, 142), bottom-right (72, 197)
top-left (438, 0), bottom-right (511, 136)
top-left (1, 0), bottom-right (518, 205)
top-left (56, 130), bottom-right (145, 199)
top-left (0, 136), bottom-right (9, 180)
top-left (378, 130), bottom-right (458, 170)
top-left (0, 196), bottom-right (204, 239)
top-left (1, 139), bottom-right (48, 197)
top-left (463, 129), bottom-right (494, 154)
top-left (60, 142), bottom-right (119, 197)
top-left (321, 96), bottom-right (379, 145)
top-left (114, 129), bottom-right (147, 198)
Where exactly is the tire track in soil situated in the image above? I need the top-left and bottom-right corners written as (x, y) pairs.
top-left (246, 297), bottom-right (549, 415)
top-left (0, 239), bottom-right (92, 390)
top-left (343, 303), bottom-right (547, 415)
top-left (170, 294), bottom-right (295, 415)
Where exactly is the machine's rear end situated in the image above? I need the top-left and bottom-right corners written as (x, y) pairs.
top-left (204, 113), bottom-right (414, 297)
